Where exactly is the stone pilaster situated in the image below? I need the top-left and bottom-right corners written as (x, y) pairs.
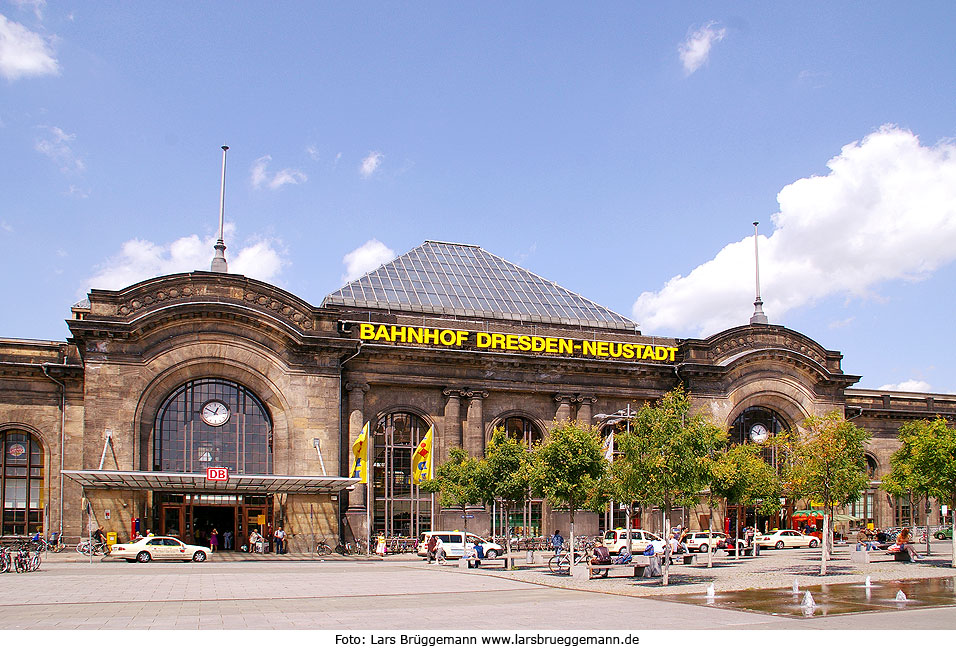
top-left (463, 390), bottom-right (489, 457)
top-left (575, 395), bottom-right (597, 425)
top-left (441, 389), bottom-right (464, 464)
top-left (554, 394), bottom-right (574, 422)
top-left (345, 382), bottom-right (369, 511)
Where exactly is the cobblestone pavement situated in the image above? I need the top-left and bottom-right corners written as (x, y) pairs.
top-left (0, 546), bottom-right (952, 630)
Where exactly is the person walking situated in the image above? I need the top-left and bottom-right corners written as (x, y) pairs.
top-left (223, 530), bottom-right (233, 550)
top-left (426, 534), bottom-right (439, 564)
top-left (550, 529), bottom-right (564, 562)
top-left (209, 528), bottom-right (219, 552)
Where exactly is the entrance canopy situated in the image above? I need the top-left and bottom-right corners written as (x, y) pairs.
top-left (63, 470), bottom-right (358, 494)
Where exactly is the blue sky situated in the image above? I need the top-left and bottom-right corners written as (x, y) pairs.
top-left (2, 2), bottom-right (955, 393)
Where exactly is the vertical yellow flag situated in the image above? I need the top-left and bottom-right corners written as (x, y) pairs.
top-left (350, 421), bottom-right (369, 483)
top-left (411, 426), bottom-right (434, 485)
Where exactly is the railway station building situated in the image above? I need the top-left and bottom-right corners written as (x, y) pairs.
top-left (1, 240), bottom-right (953, 550)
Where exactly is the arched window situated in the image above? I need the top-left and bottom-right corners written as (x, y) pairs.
top-left (501, 416), bottom-right (543, 448)
top-left (493, 416), bottom-right (544, 537)
top-left (729, 407), bottom-right (789, 445)
top-left (1, 430), bottom-right (44, 535)
top-left (373, 412), bottom-right (431, 537)
top-left (153, 379), bottom-right (273, 474)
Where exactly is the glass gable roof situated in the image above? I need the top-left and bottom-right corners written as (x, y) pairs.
top-left (324, 241), bottom-right (637, 330)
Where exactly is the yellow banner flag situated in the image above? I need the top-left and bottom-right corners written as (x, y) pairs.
top-left (411, 426), bottom-right (434, 485)
top-left (349, 422), bottom-right (369, 484)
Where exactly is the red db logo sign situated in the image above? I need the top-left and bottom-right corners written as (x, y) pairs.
top-left (206, 467), bottom-right (229, 481)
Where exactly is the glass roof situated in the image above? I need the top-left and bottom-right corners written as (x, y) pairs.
top-left (324, 241), bottom-right (637, 330)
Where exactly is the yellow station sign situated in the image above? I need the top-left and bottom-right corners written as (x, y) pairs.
top-left (356, 323), bottom-right (678, 362)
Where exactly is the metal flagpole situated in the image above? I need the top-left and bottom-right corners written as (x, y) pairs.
top-left (366, 437), bottom-right (372, 555)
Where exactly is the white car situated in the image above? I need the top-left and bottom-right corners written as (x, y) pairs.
top-left (755, 529), bottom-right (820, 549)
top-left (109, 535), bottom-right (212, 563)
top-left (602, 529), bottom-right (666, 555)
top-left (416, 531), bottom-right (503, 559)
top-left (682, 531), bottom-right (729, 553)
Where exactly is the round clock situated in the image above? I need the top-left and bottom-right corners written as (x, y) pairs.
top-left (749, 423), bottom-right (769, 443)
top-left (200, 400), bottom-right (231, 427)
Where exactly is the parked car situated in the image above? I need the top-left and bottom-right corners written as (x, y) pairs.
top-left (602, 529), bottom-right (666, 555)
top-left (755, 529), bottom-right (820, 549)
top-left (934, 527), bottom-right (953, 540)
top-left (416, 531), bottom-right (503, 559)
top-left (109, 535), bottom-right (211, 563)
top-left (682, 531), bottom-right (729, 553)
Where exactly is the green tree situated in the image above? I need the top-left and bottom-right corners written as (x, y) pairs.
top-left (475, 428), bottom-right (533, 569)
top-left (709, 440), bottom-right (782, 563)
top-left (421, 447), bottom-right (483, 525)
top-left (882, 417), bottom-right (956, 567)
top-left (784, 411), bottom-right (870, 575)
top-left (616, 386), bottom-right (725, 585)
top-left (529, 420), bottom-right (607, 570)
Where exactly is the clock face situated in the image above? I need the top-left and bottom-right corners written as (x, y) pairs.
top-left (750, 423), bottom-right (769, 443)
top-left (201, 400), bottom-right (231, 427)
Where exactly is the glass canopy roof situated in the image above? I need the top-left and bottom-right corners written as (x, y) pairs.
top-left (324, 240), bottom-right (637, 330)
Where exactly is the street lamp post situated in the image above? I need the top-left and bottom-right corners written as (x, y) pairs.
top-left (594, 404), bottom-right (633, 553)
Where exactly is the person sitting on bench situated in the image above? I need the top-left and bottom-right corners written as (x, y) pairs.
top-left (896, 528), bottom-right (921, 561)
top-left (592, 545), bottom-right (612, 565)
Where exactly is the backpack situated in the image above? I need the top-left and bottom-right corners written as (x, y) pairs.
top-left (614, 549), bottom-right (633, 564)
top-left (642, 544), bottom-right (655, 556)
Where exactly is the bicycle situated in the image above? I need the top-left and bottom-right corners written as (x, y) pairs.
top-left (31, 532), bottom-right (65, 553)
top-left (76, 540), bottom-right (109, 555)
top-left (547, 546), bottom-right (589, 574)
top-left (314, 540), bottom-right (334, 556)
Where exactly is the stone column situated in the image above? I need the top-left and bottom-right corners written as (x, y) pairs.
top-left (463, 390), bottom-right (488, 457)
top-left (554, 395), bottom-right (573, 422)
top-left (345, 382), bottom-right (369, 511)
top-left (575, 396), bottom-right (596, 425)
top-left (441, 389), bottom-right (464, 465)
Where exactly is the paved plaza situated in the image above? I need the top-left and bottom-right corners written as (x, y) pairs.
top-left (0, 548), bottom-right (954, 630)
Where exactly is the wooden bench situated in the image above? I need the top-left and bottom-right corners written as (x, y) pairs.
top-left (888, 551), bottom-right (912, 562)
top-left (585, 557), bottom-right (651, 579)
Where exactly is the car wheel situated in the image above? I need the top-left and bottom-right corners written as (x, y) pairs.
top-left (808, 539), bottom-right (819, 548)
top-left (192, 551), bottom-right (206, 562)
top-left (699, 543), bottom-right (708, 553)
top-left (775, 541), bottom-right (785, 549)
top-left (136, 551), bottom-right (151, 563)
top-left (936, 532), bottom-right (946, 540)
top-left (484, 549), bottom-right (498, 560)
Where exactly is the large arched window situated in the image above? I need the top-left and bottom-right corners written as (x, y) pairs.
top-left (373, 412), bottom-right (432, 537)
top-left (493, 416), bottom-right (544, 537)
top-left (154, 379), bottom-right (273, 474)
top-left (1, 430), bottom-right (44, 535)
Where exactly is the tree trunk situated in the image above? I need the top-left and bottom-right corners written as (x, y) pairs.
top-left (820, 512), bottom-right (829, 575)
top-left (662, 502), bottom-right (672, 586)
top-left (625, 502), bottom-right (633, 560)
top-left (951, 495), bottom-right (955, 568)
top-left (569, 508), bottom-right (576, 569)
top-left (707, 502), bottom-right (713, 568)
top-left (503, 505), bottom-right (513, 570)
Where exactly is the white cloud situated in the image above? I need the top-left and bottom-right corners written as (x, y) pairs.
top-left (360, 151), bottom-right (384, 178)
top-left (633, 126), bottom-right (956, 336)
top-left (0, 13), bottom-right (58, 80)
top-left (878, 380), bottom-right (932, 393)
top-left (0, 220), bottom-right (12, 232)
top-left (250, 155), bottom-right (307, 190)
top-left (342, 239), bottom-right (395, 283)
top-left (35, 125), bottom-right (84, 174)
top-left (678, 21), bottom-right (726, 75)
top-left (84, 224), bottom-right (287, 291)
top-left (306, 144), bottom-right (320, 161)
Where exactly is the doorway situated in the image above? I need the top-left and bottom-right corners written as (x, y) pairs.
top-left (193, 505), bottom-right (235, 550)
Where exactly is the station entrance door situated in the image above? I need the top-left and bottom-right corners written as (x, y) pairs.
top-left (157, 493), bottom-right (273, 549)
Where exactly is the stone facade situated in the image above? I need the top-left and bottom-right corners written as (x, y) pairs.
top-left (1, 270), bottom-right (955, 548)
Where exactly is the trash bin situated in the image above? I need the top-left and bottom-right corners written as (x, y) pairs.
top-left (107, 532), bottom-right (117, 545)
